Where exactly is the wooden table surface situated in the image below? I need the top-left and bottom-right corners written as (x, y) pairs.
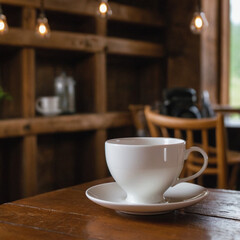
top-left (0, 177), bottom-right (240, 239)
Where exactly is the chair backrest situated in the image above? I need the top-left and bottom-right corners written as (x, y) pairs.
top-left (129, 104), bottom-right (149, 137)
top-left (144, 105), bottom-right (228, 188)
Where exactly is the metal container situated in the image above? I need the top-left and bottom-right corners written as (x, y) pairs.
top-left (54, 72), bottom-right (76, 114)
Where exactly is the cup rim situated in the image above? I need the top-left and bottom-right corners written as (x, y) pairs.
top-left (105, 137), bottom-right (185, 147)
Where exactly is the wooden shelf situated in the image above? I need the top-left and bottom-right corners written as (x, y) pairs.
top-left (0, 112), bottom-right (132, 138)
top-left (1, 0), bottom-right (165, 27)
top-left (0, 28), bottom-right (105, 53)
top-left (107, 37), bottom-right (164, 57)
top-left (0, 28), bottom-right (164, 58)
top-left (0, 0), bottom-right (166, 200)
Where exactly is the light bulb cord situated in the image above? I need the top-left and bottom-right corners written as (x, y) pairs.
top-left (196, 0), bottom-right (202, 12)
top-left (0, 4), bottom-right (3, 14)
top-left (40, 0), bottom-right (46, 17)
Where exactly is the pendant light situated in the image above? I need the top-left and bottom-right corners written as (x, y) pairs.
top-left (97, 0), bottom-right (112, 18)
top-left (0, 4), bottom-right (9, 34)
top-left (36, 0), bottom-right (51, 38)
top-left (190, 0), bottom-right (208, 34)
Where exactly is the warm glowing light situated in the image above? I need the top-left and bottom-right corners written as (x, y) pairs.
top-left (99, 2), bottom-right (107, 14)
top-left (36, 16), bottom-right (50, 38)
top-left (0, 14), bottom-right (8, 34)
top-left (35, 1), bottom-right (51, 38)
top-left (194, 16), bottom-right (203, 29)
top-left (39, 23), bottom-right (47, 34)
top-left (0, 20), bottom-right (5, 31)
top-left (190, 12), bottom-right (208, 34)
top-left (97, 0), bottom-right (112, 18)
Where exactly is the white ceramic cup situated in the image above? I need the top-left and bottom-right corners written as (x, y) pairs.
top-left (105, 137), bottom-right (208, 204)
top-left (36, 96), bottom-right (61, 116)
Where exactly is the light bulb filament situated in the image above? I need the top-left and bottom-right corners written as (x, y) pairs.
top-left (190, 11), bottom-right (208, 34)
top-left (36, 15), bottom-right (50, 38)
top-left (99, 2), bottom-right (108, 14)
top-left (0, 13), bottom-right (8, 34)
top-left (0, 20), bottom-right (5, 31)
top-left (195, 16), bottom-right (203, 29)
top-left (97, 0), bottom-right (112, 18)
top-left (39, 23), bottom-right (47, 35)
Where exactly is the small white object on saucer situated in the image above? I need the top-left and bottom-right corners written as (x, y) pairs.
top-left (86, 182), bottom-right (208, 215)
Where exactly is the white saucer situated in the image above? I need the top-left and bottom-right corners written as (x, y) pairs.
top-left (39, 109), bottom-right (62, 116)
top-left (86, 182), bottom-right (208, 215)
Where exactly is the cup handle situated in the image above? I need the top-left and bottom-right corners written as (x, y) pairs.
top-left (35, 99), bottom-right (43, 114)
top-left (173, 146), bottom-right (208, 186)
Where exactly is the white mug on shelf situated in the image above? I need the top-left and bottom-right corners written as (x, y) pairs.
top-left (105, 137), bottom-right (208, 204)
top-left (36, 96), bottom-right (62, 116)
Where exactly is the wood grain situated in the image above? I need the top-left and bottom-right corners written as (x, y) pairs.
top-left (201, 0), bottom-right (219, 104)
top-left (0, 28), bottom-right (105, 53)
top-left (22, 136), bottom-right (37, 197)
top-left (93, 16), bottom-right (108, 179)
top-left (0, 0), bottom-right (166, 200)
top-left (0, 28), bottom-right (164, 58)
top-left (20, 7), bottom-right (38, 197)
top-left (1, 0), bottom-right (165, 27)
top-left (0, 112), bottom-right (132, 138)
top-left (0, 178), bottom-right (239, 239)
top-left (185, 188), bottom-right (240, 221)
top-left (219, 0), bottom-right (230, 104)
top-left (107, 37), bottom-right (164, 57)
top-left (166, 0), bottom-right (200, 99)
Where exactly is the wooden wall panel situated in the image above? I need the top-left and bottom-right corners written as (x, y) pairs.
top-left (21, 7), bottom-right (37, 197)
top-left (0, 49), bottom-right (22, 119)
top-left (139, 59), bottom-right (166, 104)
top-left (166, 0), bottom-right (201, 100)
top-left (219, 0), bottom-right (230, 104)
top-left (74, 55), bottom-right (96, 113)
top-left (201, 0), bottom-right (220, 104)
top-left (0, 138), bottom-right (22, 202)
top-left (107, 55), bottom-right (140, 111)
top-left (93, 18), bottom-right (108, 179)
top-left (37, 132), bottom-right (97, 194)
top-left (22, 136), bottom-right (37, 197)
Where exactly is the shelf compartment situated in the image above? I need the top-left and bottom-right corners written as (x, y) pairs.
top-left (107, 20), bottom-right (165, 43)
top-left (109, 2), bottom-right (164, 27)
top-left (1, 4), bottom-right (22, 28)
top-left (0, 112), bottom-right (132, 138)
top-left (37, 131), bottom-right (96, 193)
top-left (0, 137), bottom-right (22, 203)
top-left (45, 10), bottom-right (96, 34)
top-left (0, 46), bottom-right (23, 119)
top-left (35, 49), bottom-right (97, 113)
top-left (107, 55), bottom-right (165, 111)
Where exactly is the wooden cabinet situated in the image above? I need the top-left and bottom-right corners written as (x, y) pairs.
top-left (0, 0), bottom-right (166, 202)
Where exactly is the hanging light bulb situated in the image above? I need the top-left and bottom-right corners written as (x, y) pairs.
top-left (36, 15), bottom-right (50, 37)
top-left (97, 0), bottom-right (112, 18)
top-left (0, 4), bottom-right (9, 34)
top-left (36, 0), bottom-right (50, 38)
top-left (190, 0), bottom-right (208, 34)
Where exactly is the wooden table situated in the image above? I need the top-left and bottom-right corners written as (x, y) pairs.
top-left (0, 178), bottom-right (240, 239)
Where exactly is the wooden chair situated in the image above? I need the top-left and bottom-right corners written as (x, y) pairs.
top-left (129, 104), bottom-right (149, 137)
top-left (144, 105), bottom-right (240, 189)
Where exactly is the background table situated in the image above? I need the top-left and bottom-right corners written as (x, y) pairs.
top-left (0, 178), bottom-right (240, 239)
